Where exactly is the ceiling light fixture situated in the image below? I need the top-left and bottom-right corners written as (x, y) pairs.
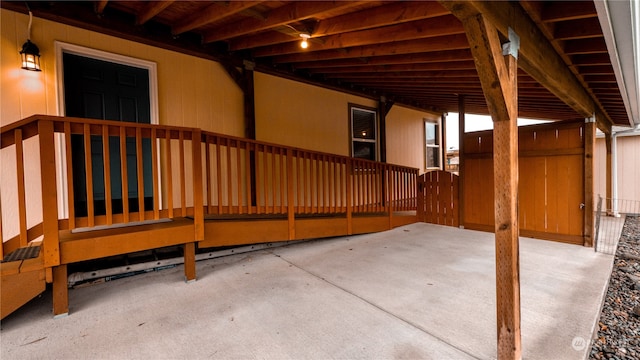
top-left (300, 33), bottom-right (310, 49)
top-left (20, 10), bottom-right (41, 71)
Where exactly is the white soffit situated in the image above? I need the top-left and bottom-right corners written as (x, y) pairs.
top-left (595, 0), bottom-right (640, 128)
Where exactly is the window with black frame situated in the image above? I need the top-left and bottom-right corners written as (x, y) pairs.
top-left (350, 105), bottom-right (377, 161)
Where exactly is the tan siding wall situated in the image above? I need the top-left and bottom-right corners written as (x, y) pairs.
top-left (255, 72), bottom-right (438, 165)
top-left (1, 9), bottom-right (244, 240)
top-left (386, 106), bottom-right (439, 171)
top-left (254, 72), bottom-right (377, 156)
top-left (1, 9), bottom-right (244, 134)
top-left (595, 135), bottom-right (640, 202)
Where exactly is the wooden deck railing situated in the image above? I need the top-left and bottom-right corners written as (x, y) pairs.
top-left (1, 115), bottom-right (418, 268)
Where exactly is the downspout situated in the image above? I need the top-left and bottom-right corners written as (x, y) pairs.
top-left (611, 124), bottom-right (640, 215)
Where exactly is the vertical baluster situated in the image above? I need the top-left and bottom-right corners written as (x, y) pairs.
top-left (215, 137), bottom-right (222, 215)
top-left (226, 139), bottom-right (233, 214)
top-left (102, 125), bottom-right (113, 225)
top-left (83, 124), bottom-right (95, 227)
top-left (205, 138), bottom-right (212, 215)
top-left (298, 154), bottom-right (304, 213)
top-left (236, 141), bottom-right (244, 214)
top-left (119, 127), bottom-right (130, 223)
top-left (262, 146), bottom-right (269, 214)
top-left (64, 123), bottom-right (76, 230)
top-left (136, 127), bottom-right (145, 221)
top-left (336, 159), bottom-right (342, 212)
top-left (14, 129), bottom-right (27, 246)
top-left (151, 128), bottom-right (159, 220)
top-left (280, 148), bottom-right (286, 214)
top-left (316, 155), bottom-right (322, 213)
top-left (271, 147), bottom-right (277, 213)
top-left (286, 149), bottom-right (295, 239)
top-left (165, 130), bottom-right (174, 218)
top-left (245, 142), bottom-right (252, 214)
top-left (179, 131), bottom-right (186, 217)
top-left (253, 144), bottom-right (260, 214)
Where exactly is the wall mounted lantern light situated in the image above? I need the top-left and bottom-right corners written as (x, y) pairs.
top-left (20, 10), bottom-right (41, 71)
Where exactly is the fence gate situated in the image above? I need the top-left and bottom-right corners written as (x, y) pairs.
top-left (417, 170), bottom-right (459, 227)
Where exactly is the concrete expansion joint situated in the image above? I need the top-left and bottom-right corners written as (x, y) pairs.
top-left (271, 252), bottom-right (482, 360)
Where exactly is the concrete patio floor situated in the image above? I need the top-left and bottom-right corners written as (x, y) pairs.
top-left (1, 223), bottom-right (614, 359)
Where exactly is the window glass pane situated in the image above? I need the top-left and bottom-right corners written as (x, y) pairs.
top-left (353, 141), bottom-right (376, 161)
top-left (426, 147), bottom-right (440, 168)
top-left (425, 122), bottom-right (438, 145)
top-left (352, 109), bottom-right (376, 140)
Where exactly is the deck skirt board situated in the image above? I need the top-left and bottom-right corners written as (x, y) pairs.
top-left (59, 218), bottom-right (195, 264)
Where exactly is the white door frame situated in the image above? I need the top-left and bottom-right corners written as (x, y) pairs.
top-left (54, 41), bottom-right (160, 220)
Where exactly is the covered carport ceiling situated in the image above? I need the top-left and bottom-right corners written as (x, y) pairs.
top-left (2, 1), bottom-right (632, 129)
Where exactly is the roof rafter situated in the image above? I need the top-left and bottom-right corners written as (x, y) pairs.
top-left (272, 34), bottom-right (469, 63)
top-left (136, 1), bottom-right (174, 26)
top-left (230, 1), bottom-right (450, 51)
top-left (252, 15), bottom-right (464, 57)
top-left (172, 1), bottom-right (262, 36)
top-left (202, 1), bottom-right (364, 43)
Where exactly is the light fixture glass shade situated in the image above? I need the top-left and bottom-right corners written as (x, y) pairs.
top-left (300, 33), bottom-right (310, 49)
top-left (20, 40), bottom-right (41, 71)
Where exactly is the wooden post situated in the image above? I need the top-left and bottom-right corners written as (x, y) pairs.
top-left (52, 264), bottom-right (68, 317)
top-left (244, 61), bottom-right (258, 207)
top-left (457, 95), bottom-right (466, 228)
top-left (39, 120), bottom-right (60, 268)
top-left (604, 132), bottom-right (613, 214)
top-left (462, 14), bottom-right (521, 359)
top-left (346, 158), bottom-right (353, 235)
top-left (378, 97), bottom-right (393, 163)
top-left (186, 129), bottom-right (204, 282)
top-left (584, 118), bottom-right (596, 247)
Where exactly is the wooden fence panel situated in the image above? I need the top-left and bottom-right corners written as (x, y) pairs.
top-left (417, 170), bottom-right (459, 227)
top-left (462, 121), bottom-right (585, 244)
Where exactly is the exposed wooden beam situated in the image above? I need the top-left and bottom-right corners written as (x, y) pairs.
top-left (229, 31), bottom-right (297, 52)
top-left (457, 9), bottom-right (522, 359)
top-left (313, 1), bottom-right (450, 37)
top-left (252, 16), bottom-right (464, 57)
top-left (306, 61), bottom-right (477, 74)
top-left (94, 0), bottom-right (108, 15)
top-left (295, 50), bottom-right (474, 69)
top-left (440, 0), bottom-right (614, 130)
top-left (271, 34), bottom-right (469, 63)
top-left (172, 1), bottom-right (262, 36)
top-left (202, 1), bottom-right (363, 43)
top-left (324, 69), bottom-right (479, 78)
top-left (136, 1), bottom-right (174, 26)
